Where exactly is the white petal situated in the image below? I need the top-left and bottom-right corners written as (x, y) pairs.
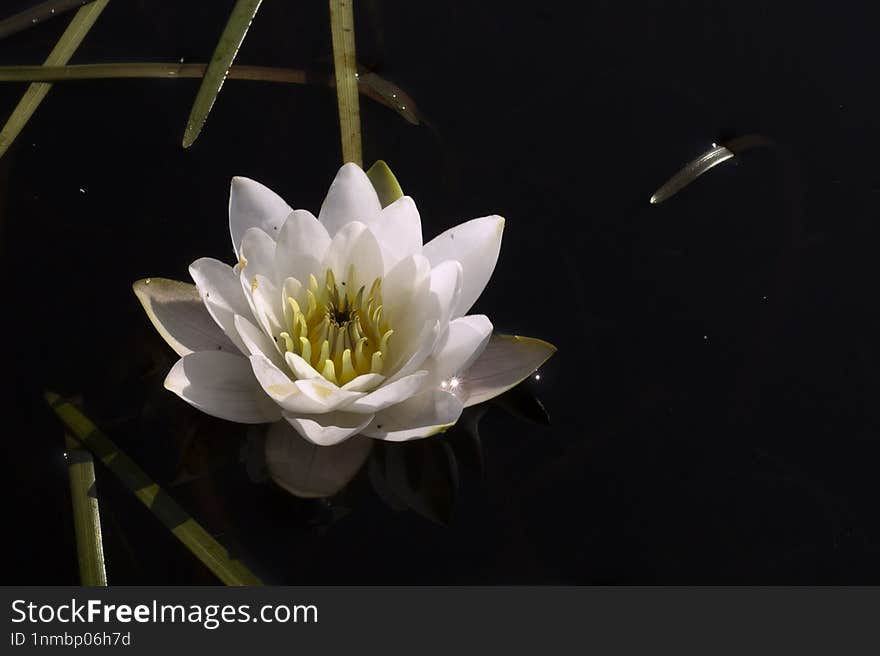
top-left (274, 209), bottom-right (330, 283)
top-left (265, 421), bottom-right (373, 496)
top-left (234, 314), bottom-right (286, 370)
top-left (431, 315), bottom-right (494, 383)
top-left (280, 276), bottom-right (304, 332)
top-left (239, 227), bottom-right (277, 283)
top-left (133, 278), bottom-right (236, 356)
top-left (318, 163), bottom-right (382, 236)
top-left (164, 351), bottom-right (281, 423)
top-left (321, 221), bottom-right (384, 288)
top-left (372, 196), bottom-right (423, 271)
top-left (428, 260), bottom-right (463, 334)
top-left (285, 351), bottom-right (322, 380)
top-left (189, 257), bottom-right (252, 354)
top-left (346, 371), bottom-right (429, 413)
top-left (422, 215), bottom-right (504, 318)
top-left (362, 390), bottom-right (463, 441)
top-left (240, 273), bottom-right (283, 338)
top-left (229, 177), bottom-right (292, 257)
top-left (462, 334), bottom-right (557, 407)
top-left (341, 373), bottom-right (385, 392)
top-left (249, 353), bottom-right (363, 414)
top-left (381, 254), bottom-right (433, 372)
top-left (386, 319), bottom-right (440, 383)
top-left (282, 411), bottom-right (375, 447)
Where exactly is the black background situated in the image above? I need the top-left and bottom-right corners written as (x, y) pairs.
top-left (2, 0), bottom-right (879, 584)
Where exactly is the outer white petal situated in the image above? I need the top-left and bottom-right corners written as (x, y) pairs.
top-left (372, 196), bottom-right (423, 271)
top-left (229, 177), bottom-right (292, 257)
top-left (249, 353), bottom-right (364, 414)
top-left (234, 314), bottom-right (286, 370)
top-left (274, 209), bottom-right (330, 283)
top-left (318, 162), bottom-right (382, 236)
top-left (422, 215), bottom-right (505, 318)
top-left (283, 411), bottom-right (375, 447)
top-left (265, 421), bottom-right (373, 497)
top-left (321, 221), bottom-right (384, 288)
top-left (431, 315), bottom-right (494, 383)
top-left (164, 351), bottom-right (281, 423)
top-left (462, 334), bottom-right (557, 407)
top-left (189, 257), bottom-right (252, 354)
top-left (133, 278), bottom-right (236, 356)
top-left (362, 390), bottom-right (463, 441)
top-left (345, 371), bottom-right (429, 413)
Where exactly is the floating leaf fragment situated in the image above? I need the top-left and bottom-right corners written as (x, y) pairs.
top-left (650, 142), bottom-right (735, 204)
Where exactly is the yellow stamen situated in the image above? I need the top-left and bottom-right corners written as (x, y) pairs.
top-left (322, 359), bottom-right (338, 385)
top-left (273, 267), bottom-right (393, 385)
top-left (341, 349), bottom-right (356, 384)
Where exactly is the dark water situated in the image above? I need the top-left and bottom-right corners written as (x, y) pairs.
top-left (3, 0), bottom-right (880, 584)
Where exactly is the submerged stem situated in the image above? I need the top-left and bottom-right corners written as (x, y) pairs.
top-left (0, 63), bottom-right (420, 125)
top-left (64, 432), bottom-right (107, 586)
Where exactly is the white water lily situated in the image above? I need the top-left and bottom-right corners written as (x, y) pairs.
top-left (134, 161), bottom-right (555, 446)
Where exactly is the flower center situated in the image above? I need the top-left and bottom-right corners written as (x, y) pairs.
top-left (278, 267), bottom-right (393, 386)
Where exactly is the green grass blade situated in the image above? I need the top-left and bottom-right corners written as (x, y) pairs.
top-left (46, 392), bottom-right (263, 586)
top-left (64, 432), bottom-right (107, 586)
top-left (0, 0), bottom-right (109, 159)
top-left (182, 0), bottom-right (263, 148)
top-left (0, 0), bottom-right (94, 40)
top-left (329, 0), bottom-right (362, 165)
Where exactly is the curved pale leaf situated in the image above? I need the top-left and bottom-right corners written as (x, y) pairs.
top-left (133, 278), bottom-right (237, 356)
top-left (462, 334), bottom-right (557, 407)
top-left (366, 160), bottom-right (404, 208)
